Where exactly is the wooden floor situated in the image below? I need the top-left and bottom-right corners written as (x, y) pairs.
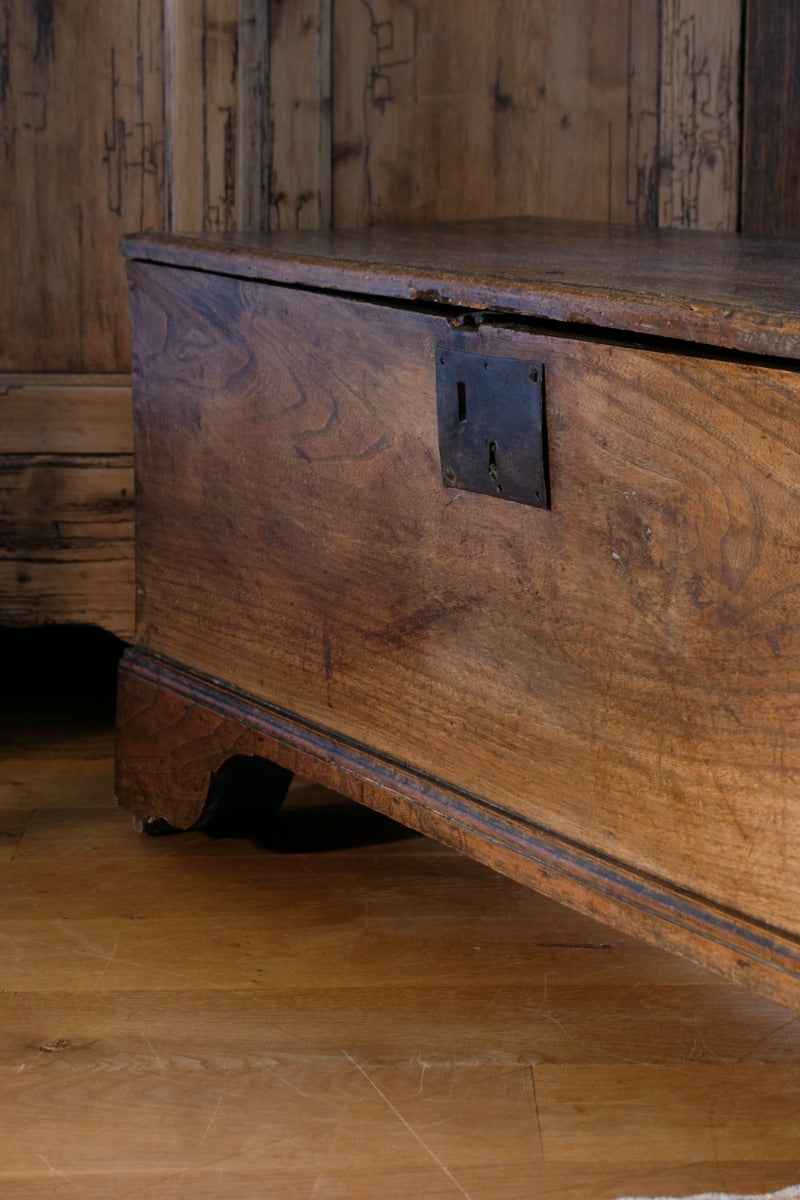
top-left (1, 629), bottom-right (799, 1200)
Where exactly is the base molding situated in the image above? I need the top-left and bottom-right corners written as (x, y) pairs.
top-left (116, 649), bottom-right (800, 1011)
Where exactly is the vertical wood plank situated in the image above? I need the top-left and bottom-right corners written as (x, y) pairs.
top-left (267, 0), bottom-right (332, 231)
top-left (627, 0), bottom-right (661, 227)
top-left (332, 0), bottom-right (420, 228)
top-left (0, 0), bottom-right (165, 372)
top-left (236, 0), bottom-right (271, 231)
top-left (164, 0), bottom-right (240, 232)
top-left (658, 0), bottom-right (742, 231)
top-left (536, 0), bottom-right (661, 226)
top-left (741, 0), bottom-right (800, 237)
top-left (1, 1), bottom-right (78, 369)
top-left (78, 2), bottom-right (167, 366)
top-left (332, 0), bottom-right (660, 229)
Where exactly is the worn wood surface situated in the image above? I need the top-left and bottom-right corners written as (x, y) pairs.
top-left (0, 0), bottom-right (774, 374)
top-left (0, 376), bottom-right (134, 637)
top-left (741, 0), bottom-right (800, 237)
top-left (0, 3), bottom-right (162, 631)
top-left (0, 0), bottom-right (755, 376)
top-left (267, 0), bottom-right (332, 231)
top-left (0, 375), bottom-right (132, 454)
top-left (3, 626), bottom-right (800, 1197)
top-left (0, 0), bottom-right (164, 374)
top-left (116, 650), bottom-right (800, 1011)
top-left (332, 0), bottom-right (661, 227)
top-left (123, 230), bottom-right (800, 1006)
top-left (658, 0), bottom-right (741, 231)
top-left (5, 0), bottom-right (784, 632)
top-left (0, 452), bottom-right (134, 636)
top-left (235, 0), bottom-right (271, 231)
top-left (164, 0), bottom-right (240, 234)
top-left (124, 218), bottom-right (800, 359)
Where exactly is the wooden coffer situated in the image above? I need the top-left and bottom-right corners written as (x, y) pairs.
top-left (117, 220), bottom-right (800, 1011)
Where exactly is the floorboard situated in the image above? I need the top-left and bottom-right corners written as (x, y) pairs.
top-left (1, 627), bottom-right (798, 1199)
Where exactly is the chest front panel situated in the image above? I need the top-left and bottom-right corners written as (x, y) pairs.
top-left (129, 261), bottom-right (800, 939)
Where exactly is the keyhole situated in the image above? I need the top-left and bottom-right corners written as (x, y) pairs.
top-left (488, 439), bottom-right (501, 491)
top-left (457, 380), bottom-right (467, 422)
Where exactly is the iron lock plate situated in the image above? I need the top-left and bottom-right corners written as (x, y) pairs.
top-left (436, 347), bottom-right (549, 508)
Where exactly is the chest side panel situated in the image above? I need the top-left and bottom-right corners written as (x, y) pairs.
top-left (128, 261), bottom-right (800, 936)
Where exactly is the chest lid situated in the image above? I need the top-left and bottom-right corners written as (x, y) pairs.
top-left (123, 217), bottom-right (800, 360)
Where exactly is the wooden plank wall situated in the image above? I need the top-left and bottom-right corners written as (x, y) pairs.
top-left (332, 0), bottom-right (660, 227)
top-left (659, 0), bottom-right (741, 231)
top-left (0, 376), bottom-right (133, 637)
top-left (0, 0), bottom-right (792, 638)
top-left (741, 0), bottom-right (800, 236)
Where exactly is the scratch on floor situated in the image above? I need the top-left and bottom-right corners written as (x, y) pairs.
top-left (198, 1073), bottom-right (230, 1146)
top-left (140, 1031), bottom-right (166, 1075)
top-left (95, 930), bottom-right (121, 984)
top-left (34, 928), bottom-right (221, 990)
top-left (36, 1154), bottom-right (80, 1192)
top-left (342, 1050), bottom-right (475, 1200)
top-left (731, 1012), bottom-right (800, 1067)
top-left (262, 1063), bottom-right (318, 1102)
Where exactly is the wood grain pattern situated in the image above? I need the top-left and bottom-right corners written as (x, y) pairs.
top-left (0, 3), bottom-right (161, 630)
top-left (536, 1063), bottom-right (800, 1162)
top-left (268, 0), bottom-right (332, 231)
top-left (0, 375), bottom-right (134, 636)
top-left (124, 218), bottom-right (800, 359)
top-left (116, 650), bottom-right (800, 1010)
top-left (332, 0), bottom-right (661, 227)
top-left (164, 0), bottom-right (240, 233)
top-left (0, 0), bottom-right (165, 373)
top-left (659, 0), bottom-right (741, 231)
top-left (235, 0), bottom-right (271, 231)
top-left (0, 375), bottom-right (132, 454)
top-left (0, 453), bottom-right (133, 636)
top-left (122, 229), bottom-right (800, 1006)
top-left (0, 1), bottom-right (762, 634)
top-left (4, 641), bottom-right (800, 1198)
top-left (741, 0), bottom-right (800, 237)
top-left (0, 0), bottom-right (756, 374)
